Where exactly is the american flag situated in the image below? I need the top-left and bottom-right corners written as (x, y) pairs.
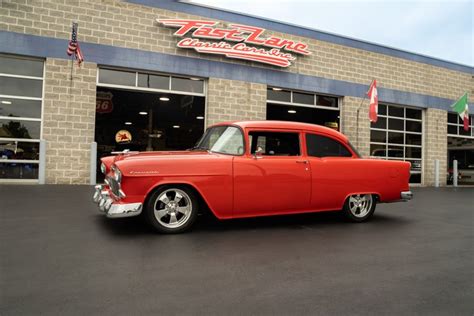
top-left (67, 22), bottom-right (84, 66)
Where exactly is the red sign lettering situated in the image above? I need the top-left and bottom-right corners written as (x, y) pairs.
top-left (158, 19), bottom-right (311, 67)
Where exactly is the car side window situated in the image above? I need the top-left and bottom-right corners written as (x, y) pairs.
top-left (249, 131), bottom-right (300, 156)
top-left (306, 134), bottom-right (353, 158)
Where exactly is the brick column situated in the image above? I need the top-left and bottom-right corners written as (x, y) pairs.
top-left (341, 96), bottom-right (370, 157)
top-left (206, 78), bottom-right (266, 127)
top-left (42, 58), bottom-right (97, 184)
top-left (423, 108), bottom-right (447, 186)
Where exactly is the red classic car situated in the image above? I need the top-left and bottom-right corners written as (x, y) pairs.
top-left (94, 121), bottom-right (412, 233)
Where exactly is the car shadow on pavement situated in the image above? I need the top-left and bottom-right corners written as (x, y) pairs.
top-left (195, 211), bottom-right (410, 232)
top-left (94, 210), bottom-right (410, 236)
top-left (94, 215), bottom-right (154, 236)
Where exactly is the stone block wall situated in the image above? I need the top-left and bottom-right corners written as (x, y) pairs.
top-left (206, 79), bottom-right (266, 126)
top-left (42, 58), bottom-right (97, 184)
top-left (341, 96), bottom-right (370, 157)
top-left (0, 0), bottom-right (471, 103)
top-left (424, 109), bottom-right (448, 186)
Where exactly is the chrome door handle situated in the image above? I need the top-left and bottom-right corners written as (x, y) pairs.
top-left (296, 160), bottom-right (308, 164)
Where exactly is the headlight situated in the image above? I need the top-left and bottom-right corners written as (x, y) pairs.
top-left (100, 162), bottom-right (106, 174)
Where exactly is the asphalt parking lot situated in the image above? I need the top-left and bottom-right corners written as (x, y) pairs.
top-left (0, 185), bottom-right (473, 315)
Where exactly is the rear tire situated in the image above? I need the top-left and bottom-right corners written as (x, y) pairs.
top-left (342, 194), bottom-right (376, 222)
top-left (145, 186), bottom-right (199, 233)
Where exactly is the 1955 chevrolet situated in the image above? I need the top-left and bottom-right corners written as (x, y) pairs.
top-left (93, 121), bottom-right (412, 233)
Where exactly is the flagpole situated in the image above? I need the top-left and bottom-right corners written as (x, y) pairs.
top-left (355, 79), bottom-right (374, 150)
top-left (355, 97), bottom-right (366, 149)
top-left (69, 21), bottom-right (76, 81)
top-left (68, 21), bottom-right (77, 99)
top-left (70, 53), bottom-right (74, 80)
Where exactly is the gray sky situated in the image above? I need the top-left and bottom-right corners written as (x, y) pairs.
top-left (190, 0), bottom-right (473, 66)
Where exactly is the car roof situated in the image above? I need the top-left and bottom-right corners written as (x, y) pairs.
top-left (211, 120), bottom-right (349, 142)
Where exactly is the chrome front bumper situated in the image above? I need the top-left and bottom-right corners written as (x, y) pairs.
top-left (401, 191), bottom-right (413, 201)
top-left (93, 185), bottom-right (142, 218)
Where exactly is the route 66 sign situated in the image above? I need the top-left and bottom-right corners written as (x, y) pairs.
top-left (96, 91), bottom-right (113, 114)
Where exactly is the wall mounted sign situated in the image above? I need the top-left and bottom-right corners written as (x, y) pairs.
top-left (115, 130), bottom-right (132, 144)
top-left (157, 19), bottom-right (311, 67)
top-left (96, 91), bottom-right (114, 114)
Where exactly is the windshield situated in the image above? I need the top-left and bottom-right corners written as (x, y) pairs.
top-left (193, 126), bottom-right (245, 155)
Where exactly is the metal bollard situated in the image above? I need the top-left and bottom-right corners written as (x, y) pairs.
top-left (453, 160), bottom-right (458, 187)
top-left (90, 142), bottom-right (97, 185)
top-left (434, 159), bottom-right (439, 187)
top-left (38, 139), bottom-right (46, 184)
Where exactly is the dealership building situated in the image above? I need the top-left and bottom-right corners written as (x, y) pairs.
top-left (0, 0), bottom-right (473, 186)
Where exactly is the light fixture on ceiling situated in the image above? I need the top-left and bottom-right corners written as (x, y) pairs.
top-left (189, 77), bottom-right (201, 81)
top-left (288, 110), bottom-right (297, 114)
top-left (1, 100), bottom-right (12, 104)
top-left (173, 125), bottom-right (180, 129)
top-left (160, 97), bottom-right (170, 101)
top-left (125, 122), bottom-right (132, 125)
top-left (139, 111), bottom-right (148, 115)
top-left (196, 116), bottom-right (204, 120)
top-left (272, 87), bottom-right (282, 91)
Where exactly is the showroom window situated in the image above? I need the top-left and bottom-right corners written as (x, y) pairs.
top-left (0, 54), bottom-right (44, 182)
top-left (266, 87), bottom-right (340, 131)
top-left (267, 88), bottom-right (339, 109)
top-left (98, 68), bottom-right (205, 95)
top-left (370, 104), bottom-right (423, 184)
top-left (447, 112), bottom-right (474, 138)
top-left (96, 68), bottom-right (206, 181)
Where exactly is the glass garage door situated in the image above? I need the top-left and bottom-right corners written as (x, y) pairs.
top-left (266, 87), bottom-right (341, 131)
top-left (370, 104), bottom-right (423, 184)
top-left (0, 55), bottom-right (44, 182)
top-left (95, 68), bottom-right (206, 181)
top-left (447, 112), bottom-right (474, 184)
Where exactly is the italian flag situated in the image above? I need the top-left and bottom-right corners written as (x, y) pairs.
top-left (451, 92), bottom-right (470, 131)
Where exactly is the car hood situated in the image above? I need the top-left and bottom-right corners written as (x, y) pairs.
top-left (105, 150), bottom-right (231, 177)
top-left (113, 150), bottom-right (212, 162)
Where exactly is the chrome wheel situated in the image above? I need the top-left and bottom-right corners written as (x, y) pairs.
top-left (348, 194), bottom-right (373, 218)
top-left (153, 189), bottom-right (193, 229)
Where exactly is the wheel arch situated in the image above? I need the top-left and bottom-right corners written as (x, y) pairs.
top-left (342, 192), bottom-right (381, 206)
top-left (144, 181), bottom-right (218, 218)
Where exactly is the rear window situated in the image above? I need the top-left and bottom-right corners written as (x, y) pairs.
top-left (306, 134), bottom-right (353, 158)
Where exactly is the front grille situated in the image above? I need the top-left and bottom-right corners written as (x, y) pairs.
top-left (107, 176), bottom-right (120, 197)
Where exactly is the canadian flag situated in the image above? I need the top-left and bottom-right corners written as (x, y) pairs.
top-left (368, 79), bottom-right (378, 123)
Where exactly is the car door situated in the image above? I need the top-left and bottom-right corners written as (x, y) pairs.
top-left (233, 129), bottom-right (311, 217)
top-left (305, 132), bottom-right (357, 211)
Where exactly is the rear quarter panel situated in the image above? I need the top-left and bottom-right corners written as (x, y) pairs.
top-left (310, 157), bottom-right (411, 210)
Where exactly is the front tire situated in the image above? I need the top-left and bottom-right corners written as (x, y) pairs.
top-left (342, 194), bottom-right (376, 222)
top-left (145, 186), bottom-right (198, 233)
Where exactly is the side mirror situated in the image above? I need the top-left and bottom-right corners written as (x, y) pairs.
top-left (253, 146), bottom-right (263, 159)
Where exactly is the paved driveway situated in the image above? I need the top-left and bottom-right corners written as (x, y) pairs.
top-left (0, 186), bottom-right (473, 315)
